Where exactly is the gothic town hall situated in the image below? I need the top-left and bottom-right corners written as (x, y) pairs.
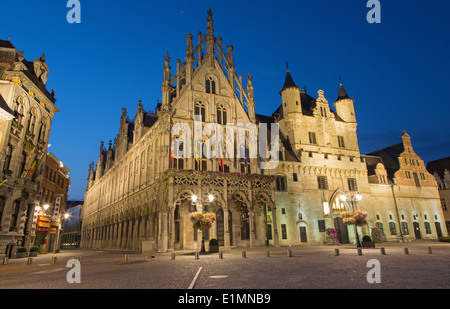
top-left (81, 10), bottom-right (448, 253)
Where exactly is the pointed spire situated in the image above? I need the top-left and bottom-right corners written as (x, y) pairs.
top-left (207, 8), bottom-right (214, 36)
top-left (280, 66), bottom-right (298, 92)
top-left (337, 76), bottom-right (351, 101)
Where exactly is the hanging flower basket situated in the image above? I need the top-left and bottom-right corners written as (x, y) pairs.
top-left (353, 210), bottom-right (368, 226)
top-left (190, 212), bottom-right (216, 230)
top-left (340, 210), bottom-right (368, 226)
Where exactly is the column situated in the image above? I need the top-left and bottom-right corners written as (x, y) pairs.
top-left (224, 207), bottom-right (231, 249)
top-left (116, 222), bottom-right (123, 250)
top-left (272, 207), bottom-right (279, 247)
top-left (249, 207), bottom-right (255, 248)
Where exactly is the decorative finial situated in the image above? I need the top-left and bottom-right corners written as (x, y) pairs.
top-left (339, 75), bottom-right (342, 85)
top-left (286, 62), bottom-right (289, 71)
top-left (207, 7), bottom-right (213, 18)
top-left (164, 51), bottom-right (170, 62)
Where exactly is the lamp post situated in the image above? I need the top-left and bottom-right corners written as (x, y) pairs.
top-left (339, 193), bottom-right (363, 248)
top-left (191, 194), bottom-right (214, 254)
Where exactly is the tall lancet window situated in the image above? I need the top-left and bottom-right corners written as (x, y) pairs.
top-left (194, 100), bottom-right (206, 122)
top-left (28, 108), bottom-right (37, 135)
top-left (205, 76), bottom-right (216, 94)
top-left (217, 104), bottom-right (227, 125)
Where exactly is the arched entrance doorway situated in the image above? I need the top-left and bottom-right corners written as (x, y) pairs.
top-left (328, 188), bottom-right (355, 245)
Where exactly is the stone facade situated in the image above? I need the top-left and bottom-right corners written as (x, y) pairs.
top-left (427, 157), bottom-right (450, 234)
top-left (0, 40), bottom-right (59, 258)
top-left (81, 10), bottom-right (448, 253)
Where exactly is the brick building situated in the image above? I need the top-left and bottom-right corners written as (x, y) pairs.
top-left (37, 152), bottom-right (70, 253)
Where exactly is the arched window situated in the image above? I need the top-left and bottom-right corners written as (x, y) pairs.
top-left (217, 104), bottom-right (227, 125)
top-left (240, 205), bottom-right (250, 240)
top-left (9, 200), bottom-right (21, 232)
top-left (388, 221), bottom-right (397, 236)
top-left (28, 108), bottom-right (37, 134)
top-left (38, 117), bottom-right (47, 142)
top-left (194, 100), bottom-right (206, 122)
top-left (205, 76), bottom-right (216, 94)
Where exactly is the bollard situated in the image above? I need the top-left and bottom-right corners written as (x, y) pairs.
top-left (287, 249), bottom-right (293, 257)
top-left (219, 251), bottom-right (223, 259)
top-left (51, 257), bottom-right (57, 264)
top-left (427, 246), bottom-right (432, 254)
top-left (242, 251), bottom-right (246, 258)
top-left (124, 254), bottom-right (129, 262)
top-left (357, 248), bottom-right (362, 256)
top-left (380, 248), bottom-right (386, 255)
top-left (2, 257), bottom-right (8, 265)
top-left (266, 249), bottom-right (270, 258)
top-left (27, 257), bottom-right (33, 265)
top-left (195, 252), bottom-right (199, 260)
top-left (335, 248), bottom-right (340, 256)
top-left (404, 248), bottom-right (409, 255)
top-left (171, 252), bottom-right (176, 260)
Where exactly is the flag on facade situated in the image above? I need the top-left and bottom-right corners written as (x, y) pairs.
top-left (244, 138), bottom-right (248, 169)
top-left (27, 152), bottom-right (44, 176)
top-left (220, 141), bottom-right (223, 170)
top-left (195, 135), bottom-right (200, 164)
top-left (22, 147), bottom-right (36, 177)
top-left (266, 140), bottom-right (270, 162)
top-left (170, 135), bottom-right (175, 163)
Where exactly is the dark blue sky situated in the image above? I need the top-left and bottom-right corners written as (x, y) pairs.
top-left (1, 1), bottom-right (449, 201)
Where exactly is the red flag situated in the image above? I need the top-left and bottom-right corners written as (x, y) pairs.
top-left (170, 136), bottom-right (175, 163)
top-left (266, 141), bottom-right (270, 162)
top-left (220, 143), bottom-right (223, 170)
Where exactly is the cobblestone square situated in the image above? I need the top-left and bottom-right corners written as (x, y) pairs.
top-left (1, 240), bottom-right (448, 291)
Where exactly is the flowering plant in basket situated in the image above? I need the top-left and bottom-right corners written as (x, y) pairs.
top-left (325, 228), bottom-right (340, 245)
top-left (341, 210), bottom-right (368, 226)
top-left (190, 212), bottom-right (216, 230)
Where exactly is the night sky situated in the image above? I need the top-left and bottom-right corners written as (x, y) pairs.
top-left (1, 0), bottom-right (449, 201)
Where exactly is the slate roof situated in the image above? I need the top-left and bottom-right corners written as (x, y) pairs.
top-left (366, 142), bottom-right (404, 178)
top-left (426, 157), bottom-right (450, 180)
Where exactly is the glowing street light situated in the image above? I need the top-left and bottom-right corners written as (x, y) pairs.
top-left (43, 204), bottom-right (49, 211)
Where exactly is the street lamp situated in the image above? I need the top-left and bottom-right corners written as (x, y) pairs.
top-left (191, 194), bottom-right (214, 253)
top-left (339, 193), bottom-right (363, 248)
top-left (43, 204), bottom-right (49, 211)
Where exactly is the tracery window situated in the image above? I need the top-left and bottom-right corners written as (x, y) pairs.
top-left (28, 108), bottom-right (37, 134)
top-left (205, 76), bottom-right (216, 94)
top-left (216, 104), bottom-right (227, 125)
top-left (194, 100), bottom-right (206, 122)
